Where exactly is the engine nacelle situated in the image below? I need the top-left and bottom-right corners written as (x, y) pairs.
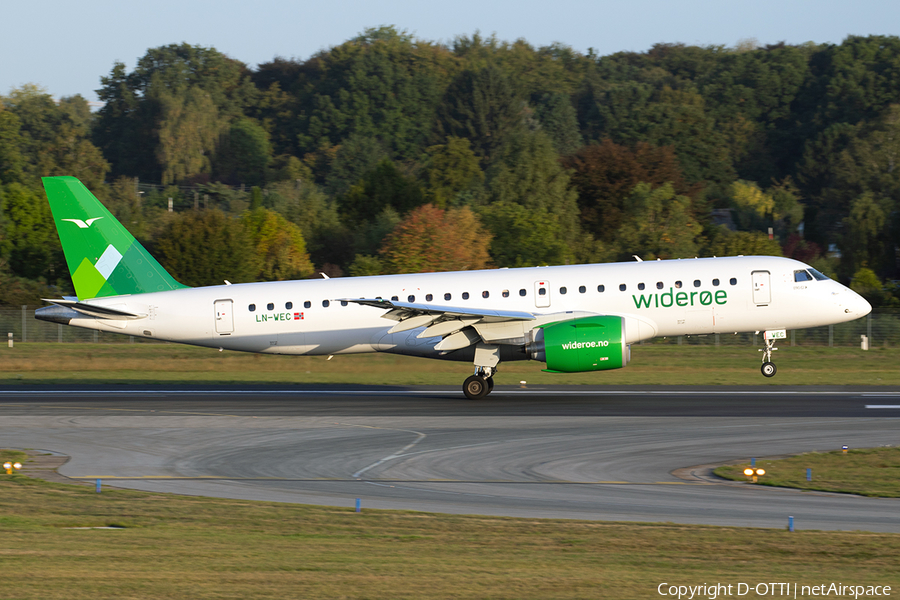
top-left (528, 315), bottom-right (630, 373)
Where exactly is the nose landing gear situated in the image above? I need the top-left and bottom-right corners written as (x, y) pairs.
top-left (758, 330), bottom-right (782, 377)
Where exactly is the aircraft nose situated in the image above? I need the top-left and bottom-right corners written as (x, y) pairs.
top-left (844, 290), bottom-right (872, 318)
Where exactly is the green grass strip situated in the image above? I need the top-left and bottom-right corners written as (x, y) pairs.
top-left (716, 447), bottom-right (900, 497)
top-left (1, 455), bottom-right (899, 598)
top-left (2, 343), bottom-right (900, 385)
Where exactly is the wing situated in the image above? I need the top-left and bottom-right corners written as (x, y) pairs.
top-left (343, 298), bottom-right (536, 351)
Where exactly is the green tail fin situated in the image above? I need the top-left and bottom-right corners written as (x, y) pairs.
top-left (42, 176), bottom-right (188, 300)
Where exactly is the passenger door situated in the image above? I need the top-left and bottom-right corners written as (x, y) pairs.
top-left (214, 299), bottom-right (234, 334)
top-left (752, 271), bottom-right (771, 306)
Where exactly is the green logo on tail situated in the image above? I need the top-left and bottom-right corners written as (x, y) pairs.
top-left (42, 176), bottom-right (188, 300)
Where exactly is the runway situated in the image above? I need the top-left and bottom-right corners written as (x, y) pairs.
top-left (1, 385), bottom-right (899, 531)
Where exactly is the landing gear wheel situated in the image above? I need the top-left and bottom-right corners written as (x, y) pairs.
top-left (486, 377), bottom-right (494, 393)
top-left (463, 375), bottom-right (490, 399)
top-left (761, 362), bottom-right (777, 377)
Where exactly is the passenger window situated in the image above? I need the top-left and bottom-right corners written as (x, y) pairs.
top-left (391, 296), bottom-right (399, 301)
top-left (502, 290), bottom-right (510, 298)
top-left (519, 289), bottom-right (527, 296)
top-left (619, 284), bottom-right (626, 291)
top-left (426, 294), bottom-right (433, 302)
top-left (408, 295), bottom-right (415, 302)
top-left (730, 278), bottom-right (737, 286)
top-left (248, 304), bottom-right (256, 312)
top-left (539, 288), bottom-right (547, 296)
top-left (304, 301), bottom-right (311, 309)
top-left (285, 302), bottom-right (293, 310)
top-left (482, 291), bottom-right (489, 298)
top-left (598, 285), bottom-right (605, 293)
top-left (267, 303), bottom-right (274, 311)
top-left (794, 270), bottom-right (813, 282)
top-left (712, 279), bottom-right (720, 287)
top-left (560, 287), bottom-right (567, 295)
top-left (322, 300), bottom-right (330, 307)
top-left (656, 282), bottom-right (664, 289)
top-left (444, 293), bottom-right (452, 301)
top-left (341, 301), bottom-right (348, 306)
top-left (675, 281), bottom-right (682, 288)
top-left (462, 292), bottom-right (470, 300)
top-left (693, 280), bottom-right (701, 288)
top-left (637, 283), bottom-right (645, 291)
top-left (578, 286), bottom-right (586, 294)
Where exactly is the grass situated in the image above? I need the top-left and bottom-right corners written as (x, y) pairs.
top-left (716, 447), bottom-right (900, 498)
top-left (1, 343), bottom-right (899, 386)
top-left (1, 448), bottom-right (27, 467)
top-left (1, 470), bottom-right (899, 599)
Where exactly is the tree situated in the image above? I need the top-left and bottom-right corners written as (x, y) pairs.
top-left (322, 134), bottom-right (388, 196)
top-left (841, 192), bottom-right (888, 277)
top-left (241, 208), bottom-right (314, 281)
top-left (339, 159), bottom-right (423, 226)
top-left (479, 201), bottom-right (571, 267)
top-left (104, 177), bottom-right (147, 240)
top-left (154, 209), bottom-right (256, 286)
top-left (0, 110), bottom-right (25, 185)
top-left (563, 139), bottom-right (694, 241)
top-left (347, 254), bottom-right (384, 277)
top-left (707, 229), bottom-right (783, 257)
top-left (423, 137), bottom-right (485, 207)
top-left (297, 27), bottom-right (453, 160)
top-left (613, 182), bottom-right (701, 260)
top-left (0, 182), bottom-right (62, 281)
top-left (849, 267), bottom-right (887, 306)
top-left (730, 180), bottom-right (774, 231)
top-left (94, 44), bottom-right (254, 181)
top-left (534, 92), bottom-right (582, 155)
top-left (437, 63), bottom-right (524, 165)
top-left (214, 118), bottom-right (272, 186)
top-left (380, 204), bottom-right (491, 273)
top-left (3, 85), bottom-right (109, 189)
top-left (155, 85), bottom-right (226, 185)
top-left (486, 130), bottom-right (582, 252)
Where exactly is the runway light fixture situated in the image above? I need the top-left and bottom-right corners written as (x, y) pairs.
top-left (743, 467), bottom-right (766, 483)
top-left (3, 461), bottom-right (22, 475)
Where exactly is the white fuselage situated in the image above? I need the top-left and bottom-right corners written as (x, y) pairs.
top-left (62, 256), bottom-right (870, 360)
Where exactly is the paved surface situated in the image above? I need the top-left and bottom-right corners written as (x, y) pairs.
top-left (1, 385), bottom-right (899, 531)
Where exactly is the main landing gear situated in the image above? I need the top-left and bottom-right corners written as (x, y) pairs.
top-left (759, 333), bottom-right (779, 378)
top-left (463, 344), bottom-right (501, 399)
top-left (463, 367), bottom-right (495, 400)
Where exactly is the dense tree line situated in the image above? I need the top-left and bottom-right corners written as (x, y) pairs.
top-left (2, 29), bottom-right (900, 307)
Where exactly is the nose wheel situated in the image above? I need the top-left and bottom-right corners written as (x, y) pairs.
top-left (758, 333), bottom-right (779, 377)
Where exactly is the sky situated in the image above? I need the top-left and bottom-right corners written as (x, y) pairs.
top-left (3, 0), bottom-right (899, 103)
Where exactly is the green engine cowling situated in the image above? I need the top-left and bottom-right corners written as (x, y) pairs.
top-left (529, 316), bottom-right (629, 373)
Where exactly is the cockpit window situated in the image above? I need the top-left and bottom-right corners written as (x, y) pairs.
top-left (809, 268), bottom-right (830, 281)
top-left (794, 270), bottom-right (814, 282)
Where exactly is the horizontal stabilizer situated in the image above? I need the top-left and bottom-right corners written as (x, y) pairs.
top-left (42, 299), bottom-right (146, 320)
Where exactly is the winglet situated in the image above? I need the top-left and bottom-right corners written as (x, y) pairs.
top-left (42, 176), bottom-right (188, 300)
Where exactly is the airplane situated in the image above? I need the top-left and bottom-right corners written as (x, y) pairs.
top-left (36, 176), bottom-right (872, 399)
